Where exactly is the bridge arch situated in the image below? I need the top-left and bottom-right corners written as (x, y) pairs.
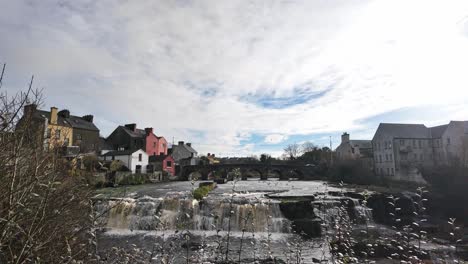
top-left (282, 169), bottom-right (304, 180)
top-left (261, 169), bottom-right (282, 180)
top-left (241, 168), bottom-right (263, 180)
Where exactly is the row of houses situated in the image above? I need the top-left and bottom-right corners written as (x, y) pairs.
top-left (18, 104), bottom-right (198, 176)
top-left (335, 121), bottom-right (468, 182)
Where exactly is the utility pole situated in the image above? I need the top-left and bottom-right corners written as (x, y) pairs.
top-left (330, 136), bottom-right (333, 166)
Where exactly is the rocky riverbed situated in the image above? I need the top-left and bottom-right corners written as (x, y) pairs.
top-left (94, 180), bottom-right (466, 263)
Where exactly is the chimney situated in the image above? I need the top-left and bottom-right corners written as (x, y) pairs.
top-left (341, 132), bottom-right (350, 143)
top-left (186, 142), bottom-right (191, 147)
top-left (124, 123), bottom-right (137, 132)
top-left (58, 109), bottom-right (70, 118)
top-left (144, 127), bottom-right (153, 135)
top-left (24, 104), bottom-right (37, 117)
top-left (50, 107), bottom-right (58, 125)
top-left (82, 115), bottom-right (94, 123)
top-left (178, 141), bottom-right (184, 146)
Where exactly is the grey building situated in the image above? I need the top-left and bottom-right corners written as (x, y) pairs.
top-left (170, 141), bottom-right (198, 164)
top-left (372, 121), bottom-right (468, 182)
top-left (336, 132), bottom-right (372, 160)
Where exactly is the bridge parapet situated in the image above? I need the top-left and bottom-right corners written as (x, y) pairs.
top-left (180, 163), bottom-right (317, 181)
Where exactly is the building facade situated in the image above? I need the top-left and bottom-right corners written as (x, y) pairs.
top-left (170, 141), bottom-right (198, 162)
top-left (149, 154), bottom-right (175, 176)
top-left (19, 104), bottom-right (99, 152)
top-left (106, 124), bottom-right (168, 156)
top-left (372, 121), bottom-right (468, 182)
top-left (101, 149), bottom-right (149, 174)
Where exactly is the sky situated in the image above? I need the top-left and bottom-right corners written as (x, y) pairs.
top-left (1, 0), bottom-right (468, 157)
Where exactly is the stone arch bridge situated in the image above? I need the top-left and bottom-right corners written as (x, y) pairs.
top-left (180, 163), bottom-right (318, 181)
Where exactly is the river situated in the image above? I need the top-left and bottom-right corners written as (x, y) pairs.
top-left (94, 179), bottom-right (463, 263)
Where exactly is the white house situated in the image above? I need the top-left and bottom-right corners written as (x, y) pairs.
top-left (101, 149), bottom-right (149, 174)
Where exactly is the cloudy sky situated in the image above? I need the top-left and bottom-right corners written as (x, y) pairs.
top-left (1, 0), bottom-right (468, 157)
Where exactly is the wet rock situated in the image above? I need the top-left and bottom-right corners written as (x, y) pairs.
top-left (279, 200), bottom-right (316, 219)
top-left (291, 218), bottom-right (322, 238)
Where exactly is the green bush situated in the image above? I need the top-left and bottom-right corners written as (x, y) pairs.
top-left (193, 184), bottom-right (215, 200)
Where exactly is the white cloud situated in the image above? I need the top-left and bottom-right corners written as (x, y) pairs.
top-left (1, 0), bottom-right (468, 155)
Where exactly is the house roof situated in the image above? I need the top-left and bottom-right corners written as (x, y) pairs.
top-left (375, 123), bottom-right (430, 139)
top-left (33, 109), bottom-right (99, 131)
top-left (349, 140), bottom-right (372, 149)
top-left (184, 145), bottom-right (197, 153)
top-left (66, 115), bottom-right (99, 131)
top-left (98, 137), bottom-right (113, 150)
top-left (101, 149), bottom-right (142, 156)
top-left (34, 110), bottom-right (70, 127)
top-left (429, 124), bottom-right (449, 138)
top-left (171, 144), bottom-right (197, 154)
top-left (149, 154), bottom-right (173, 162)
top-left (120, 126), bottom-right (147, 138)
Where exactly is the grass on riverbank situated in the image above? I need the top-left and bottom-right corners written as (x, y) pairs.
top-left (193, 184), bottom-right (216, 200)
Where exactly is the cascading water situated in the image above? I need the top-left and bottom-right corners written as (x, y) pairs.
top-left (97, 192), bottom-right (291, 234)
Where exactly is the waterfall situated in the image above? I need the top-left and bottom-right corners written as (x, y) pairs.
top-left (97, 193), bottom-right (291, 233)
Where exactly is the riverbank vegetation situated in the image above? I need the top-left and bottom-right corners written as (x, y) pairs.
top-left (192, 182), bottom-right (216, 200)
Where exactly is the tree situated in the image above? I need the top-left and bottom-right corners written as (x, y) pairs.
top-left (82, 154), bottom-right (99, 171)
top-left (259, 153), bottom-right (272, 163)
top-left (283, 143), bottom-right (301, 160)
top-left (301, 141), bottom-right (317, 153)
top-left (0, 65), bottom-right (96, 263)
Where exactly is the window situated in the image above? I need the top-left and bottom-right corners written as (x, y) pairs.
top-left (385, 154), bottom-right (389, 161)
top-left (447, 138), bottom-right (451, 144)
top-left (379, 155), bottom-right (382, 163)
top-left (413, 139), bottom-right (417, 148)
top-left (387, 168), bottom-right (390, 175)
top-left (166, 161), bottom-right (172, 167)
top-left (418, 140), bottom-right (422, 148)
top-left (138, 153), bottom-right (142, 161)
top-left (135, 165), bottom-right (142, 174)
top-left (413, 153), bottom-right (417, 160)
top-left (400, 139), bottom-right (405, 145)
top-left (351, 148), bottom-right (355, 154)
top-left (76, 133), bottom-right (82, 140)
top-left (153, 142), bottom-right (157, 148)
top-left (56, 129), bottom-right (61, 139)
top-left (420, 154), bottom-right (424, 161)
top-left (391, 168), bottom-right (394, 175)
top-left (389, 154), bottom-right (393, 162)
top-left (112, 156), bottom-right (115, 161)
